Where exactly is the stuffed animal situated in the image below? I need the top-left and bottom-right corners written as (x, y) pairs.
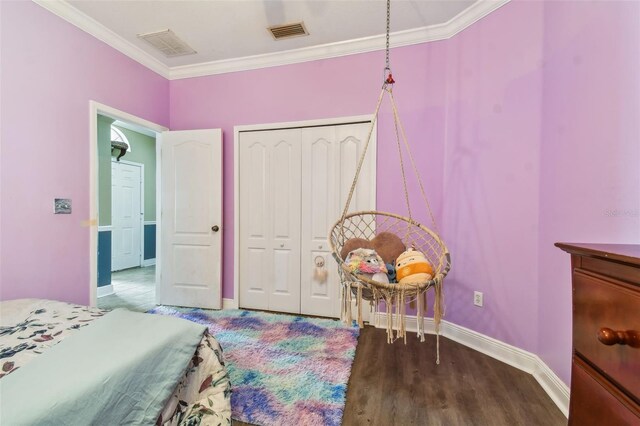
top-left (345, 248), bottom-right (389, 284)
top-left (385, 263), bottom-right (397, 283)
top-left (340, 232), bottom-right (405, 264)
top-left (371, 232), bottom-right (406, 264)
top-left (341, 238), bottom-right (372, 260)
top-left (395, 248), bottom-right (434, 285)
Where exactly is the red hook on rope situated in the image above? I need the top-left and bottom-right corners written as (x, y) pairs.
top-left (383, 67), bottom-right (395, 85)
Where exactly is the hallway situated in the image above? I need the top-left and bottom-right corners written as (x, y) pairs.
top-left (98, 266), bottom-right (155, 312)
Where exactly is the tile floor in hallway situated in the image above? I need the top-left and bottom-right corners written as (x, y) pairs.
top-left (98, 265), bottom-right (156, 312)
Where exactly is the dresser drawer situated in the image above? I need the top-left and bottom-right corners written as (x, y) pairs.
top-left (570, 358), bottom-right (640, 425)
top-left (573, 269), bottom-right (640, 400)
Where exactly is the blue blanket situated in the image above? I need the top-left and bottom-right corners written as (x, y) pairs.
top-left (0, 308), bottom-right (206, 425)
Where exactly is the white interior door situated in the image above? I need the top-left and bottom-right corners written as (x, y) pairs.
top-left (300, 123), bottom-right (376, 319)
top-left (239, 129), bottom-right (301, 314)
top-left (238, 132), bottom-right (270, 310)
top-left (159, 129), bottom-right (223, 309)
top-left (300, 127), bottom-right (339, 317)
top-left (111, 161), bottom-right (142, 271)
top-left (336, 123), bottom-right (376, 322)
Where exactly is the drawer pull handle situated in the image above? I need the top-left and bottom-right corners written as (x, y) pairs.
top-left (597, 328), bottom-right (640, 348)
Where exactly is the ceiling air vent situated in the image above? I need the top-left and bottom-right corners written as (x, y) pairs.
top-left (268, 22), bottom-right (309, 40)
top-left (137, 29), bottom-right (196, 57)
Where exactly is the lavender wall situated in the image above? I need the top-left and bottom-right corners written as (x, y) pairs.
top-left (169, 42), bottom-right (450, 304)
top-left (537, 1), bottom-right (640, 384)
top-left (0, 1), bottom-right (169, 304)
top-left (441, 1), bottom-right (544, 354)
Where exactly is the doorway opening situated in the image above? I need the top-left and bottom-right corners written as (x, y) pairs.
top-left (89, 101), bottom-right (168, 309)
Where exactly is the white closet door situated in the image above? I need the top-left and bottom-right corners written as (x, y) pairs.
top-left (300, 127), bottom-right (339, 318)
top-left (300, 123), bottom-right (376, 318)
top-left (337, 123), bottom-right (377, 322)
top-left (337, 122), bottom-right (376, 213)
top-left (239, 134), bottom-right (270, 310)
top-left (111, 161), bottom-right (142, 271)
top-left (239, 122), bottom-right (375, 318)
top-left (239, 129), bottom-right (302, 314)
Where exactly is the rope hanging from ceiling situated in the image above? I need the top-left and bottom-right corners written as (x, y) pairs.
top-left (328, 0), bottom-right (451, 363)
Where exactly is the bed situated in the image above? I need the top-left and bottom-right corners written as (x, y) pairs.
top-left (0, 299), bottom-right (231, 425)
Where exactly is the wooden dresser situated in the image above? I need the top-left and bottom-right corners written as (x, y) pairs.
top-left (556, 243), bottom-right (640, 425)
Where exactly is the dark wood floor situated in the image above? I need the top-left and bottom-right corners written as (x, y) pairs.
top-left (234, 326), bottom-right (566, 426)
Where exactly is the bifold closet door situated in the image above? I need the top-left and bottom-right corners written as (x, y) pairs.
top-left (239, 129), bottom-right (302, 314)
top-left (300, 123), bottom-right (376, 318)
top-left (300, 127), bottom-right (338, 317)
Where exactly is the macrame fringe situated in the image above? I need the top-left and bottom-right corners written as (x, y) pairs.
top-left (346, 280), bottom-right (446, 364)
top-left (434, 279), bottom-right (444, 365)
top-left (417, 289), bottom-right (425, 342)
top-left (357, 285), bottom-right (364, 328)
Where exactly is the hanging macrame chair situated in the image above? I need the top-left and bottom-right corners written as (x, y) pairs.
top-left (328, 0), bottom-right (451, 362)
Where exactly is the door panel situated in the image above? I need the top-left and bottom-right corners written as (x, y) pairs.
top-left (300, 123), bottom-right (375, 318)
top-left (335, 123), bottom-right (376, 321)
top-left (159, 129), bottom-right (222, 309)
top-left (337, 122), bottom-right (376, 213)
top-left (268, 133), bottom-right (301, 313)
top-left (239, 137), bottom-right (270, 310)
top-left (111, 161), bottom-right (142, 272)
top-left (301, 127), bottom-right (339, 317)
top-left (239, 129), bottom-right (301, 314)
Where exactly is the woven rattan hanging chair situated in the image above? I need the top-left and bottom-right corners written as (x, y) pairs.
top-left (328, 0), bottom-right (451, 361)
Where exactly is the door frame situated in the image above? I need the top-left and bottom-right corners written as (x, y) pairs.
top-left (110, 159), bottom-right (145, 271)
top-left (89, 101), bottom-right (168, 307)
top-left (233, 114), bottom-right (377, 310)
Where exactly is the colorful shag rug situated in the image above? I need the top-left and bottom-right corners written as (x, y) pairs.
top-left (149, 307), bottom-right (359, 426)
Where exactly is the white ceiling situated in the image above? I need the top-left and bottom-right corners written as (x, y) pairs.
top-left (36, 0), bottom-right (508, 78)
top-left (67, 0), bottom-right (476, 67)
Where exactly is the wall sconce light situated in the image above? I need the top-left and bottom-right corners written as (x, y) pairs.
top-left (111, 140), bottom-right (128, 161)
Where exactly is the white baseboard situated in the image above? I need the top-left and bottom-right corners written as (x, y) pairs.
top-left (142, 258), bottom-right (156, 267)
top-left (97, 284), bottom-right (114, 298)
top-left (374, 312), bottom-right (570, 417)
top-left (532, 361), bottom-right (571, 418)
top-left (222, 298), bottom-right (238, 309)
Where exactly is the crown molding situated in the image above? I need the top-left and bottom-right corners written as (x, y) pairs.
top-left (33, 0), bottom-right (170, 79)
top-left (34, 0), bottom-right (509, 81)
top-left (170, 0), bottom-right (509, 80)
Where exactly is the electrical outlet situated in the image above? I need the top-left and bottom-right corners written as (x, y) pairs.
top-left (474, 291), bottom-right (483, 307)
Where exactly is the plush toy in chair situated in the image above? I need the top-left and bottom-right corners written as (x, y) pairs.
top-left (395, 248), bottom-right (434, 285)
top-left (345, 248), bottom-right (389, 300)
top-left (345, 248), bottom-right (389, 283)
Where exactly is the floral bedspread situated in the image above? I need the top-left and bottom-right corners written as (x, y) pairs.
top-left (0, 299), bottom-right (231, 425)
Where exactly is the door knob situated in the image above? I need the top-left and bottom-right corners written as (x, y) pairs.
top-left (211, 225), bottom-right (220, 232)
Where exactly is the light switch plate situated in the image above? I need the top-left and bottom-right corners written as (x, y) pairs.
top-left (54, 198), bottom-right (72, 214)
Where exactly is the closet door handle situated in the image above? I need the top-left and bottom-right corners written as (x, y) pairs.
top-left (211, 225), bottom-right (220, 232)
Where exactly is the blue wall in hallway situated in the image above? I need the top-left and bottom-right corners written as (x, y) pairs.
top-left (144, 224), bottom-right (156, 260)
top-left (99, 226), bottom-right (154, 287)
top-left (98, 230), bottom-right (111, 287)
